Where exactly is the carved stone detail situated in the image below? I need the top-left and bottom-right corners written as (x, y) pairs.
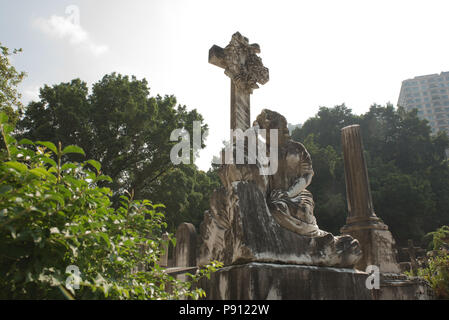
top-left (222, 32), bottom-right (269, 94)
top-left (209, 32), bottom-right (269, 131)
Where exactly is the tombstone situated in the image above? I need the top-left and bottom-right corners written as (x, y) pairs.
top-left (174, 223), bottom-right (197, 268)
top-left (340, 124), bottom-right (401, 273)
top-left (158, 233), bottom-right (170, 268)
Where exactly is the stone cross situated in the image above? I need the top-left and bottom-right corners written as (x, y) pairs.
top-left (209, 32), bottom-right (269, 131)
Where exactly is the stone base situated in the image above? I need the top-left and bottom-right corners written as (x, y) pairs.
top-left (378, 273), bottom-right (433, 300)
top-left (198, 262), bottom-right (432, 300)
top-left (199, 262), bottom-right (372, 300)
top-left (341, 225), bottom-right (401, 273)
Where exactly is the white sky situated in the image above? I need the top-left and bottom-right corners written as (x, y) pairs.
top-left (2, 0), bottom-right (449, 170)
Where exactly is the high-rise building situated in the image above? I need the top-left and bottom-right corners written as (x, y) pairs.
top-left (398, 71), bottom-right (449, 136)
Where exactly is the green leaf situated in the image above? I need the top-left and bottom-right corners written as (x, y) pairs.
top-left (61, 163), bottom-right (78, 171)
top-left (62, 145), bottom-right (85, 156)
top-left (96, 175), bottom-right (113, 183)
top-left (18, 138), bottom-right (34, 146)
top-left (36, 141), bottom-right (57, 154)
top-left (2, 123), bottom-right (14, 134)
top-left (0, 112), bottom-right (8, 124)
top-left (0, 185), bottom-right (13, 194)
top-left (41, 157), bottom-right (57, 167)
top-left (5, 161), bottom-right (28, 173)
top-left (29, 167), bottom-right (53, 178)
top-left (86, 160), bottom-right (101, 173)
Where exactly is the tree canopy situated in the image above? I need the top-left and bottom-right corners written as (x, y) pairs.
top-left (0, 43), bottom-right (26, 126)
top-left (292, 104), bottom-right (449, 246)
top-left (17, 73), bottom-right (216, 231)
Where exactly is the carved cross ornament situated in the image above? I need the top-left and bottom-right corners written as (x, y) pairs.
top-left (209, 32), bottom-right (269, 131)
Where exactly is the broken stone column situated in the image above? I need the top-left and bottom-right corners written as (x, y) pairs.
top-left (340, 125), bottom-right (400, 273)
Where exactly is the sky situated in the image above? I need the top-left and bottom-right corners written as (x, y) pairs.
top-left (1, 0), bottom-right (449, 170)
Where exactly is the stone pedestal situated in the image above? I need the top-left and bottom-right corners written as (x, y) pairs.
top-left (198, 262), bottom-right (432, 300)
top-left (341, 226), bottom-right (401, 273)
top-left (199, 262), bottom-right (372, 300)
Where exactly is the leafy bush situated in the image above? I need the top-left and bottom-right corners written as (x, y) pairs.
top-left (0, 112), bottom-right (220, 299)
top-left (417, 226), bottom-right (449, 299)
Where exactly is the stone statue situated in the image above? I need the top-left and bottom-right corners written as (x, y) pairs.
top-left (196, 109), bottom-right (362, 268)
top-left (255, 109), bottom-right (324, 237)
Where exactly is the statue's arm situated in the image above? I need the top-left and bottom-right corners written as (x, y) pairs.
top-left (286, 145), bottom-right (314, 198)
top-left (286, 172), bottom-right (313, 198)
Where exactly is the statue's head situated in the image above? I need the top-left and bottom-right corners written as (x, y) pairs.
top-left (254, 109), bottom-right (290, 146)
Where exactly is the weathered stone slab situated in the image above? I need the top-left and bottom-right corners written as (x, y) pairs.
top-left (379, 274), bottom-right (432, 300)
top-left (198, 262), bottom-right (373, 300)
top-left (175, 223), bottom-right (197, 267)
top-left (197, 181), bottom-right (360, 268)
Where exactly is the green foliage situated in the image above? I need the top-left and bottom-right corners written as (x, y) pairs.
top-left (417, 226), bottom-right (449, 299)
top-left (0, 43), bottom-right (26, 126)
top-left (0, 112), bottom-right (221, 299)
top-left (292, 103), bottom-right (449, 246)
top-left (17, 73), bottom-right (216, 232)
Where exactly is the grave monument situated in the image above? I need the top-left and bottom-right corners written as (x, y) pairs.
top-left (171, 32), bottom-right (432, 300)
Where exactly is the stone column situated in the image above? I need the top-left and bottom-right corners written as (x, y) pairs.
top-left (230, 80), bottom-right (251, 131)
top-left (340, 125), bottom-right (400, 273)
top-left (341, 125), bottom-right (382, 227)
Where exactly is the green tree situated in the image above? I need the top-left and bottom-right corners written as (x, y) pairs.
top-left (0, 112), bottom-right (221, 299)
top-left (17, 73), bottom-right (215, 231)
top-left (0, 43), bottom-right (26, 126)
top-left (417, 226), bottom-right (449, 299)
top-left (292, 103), bottom-right (449, 246)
